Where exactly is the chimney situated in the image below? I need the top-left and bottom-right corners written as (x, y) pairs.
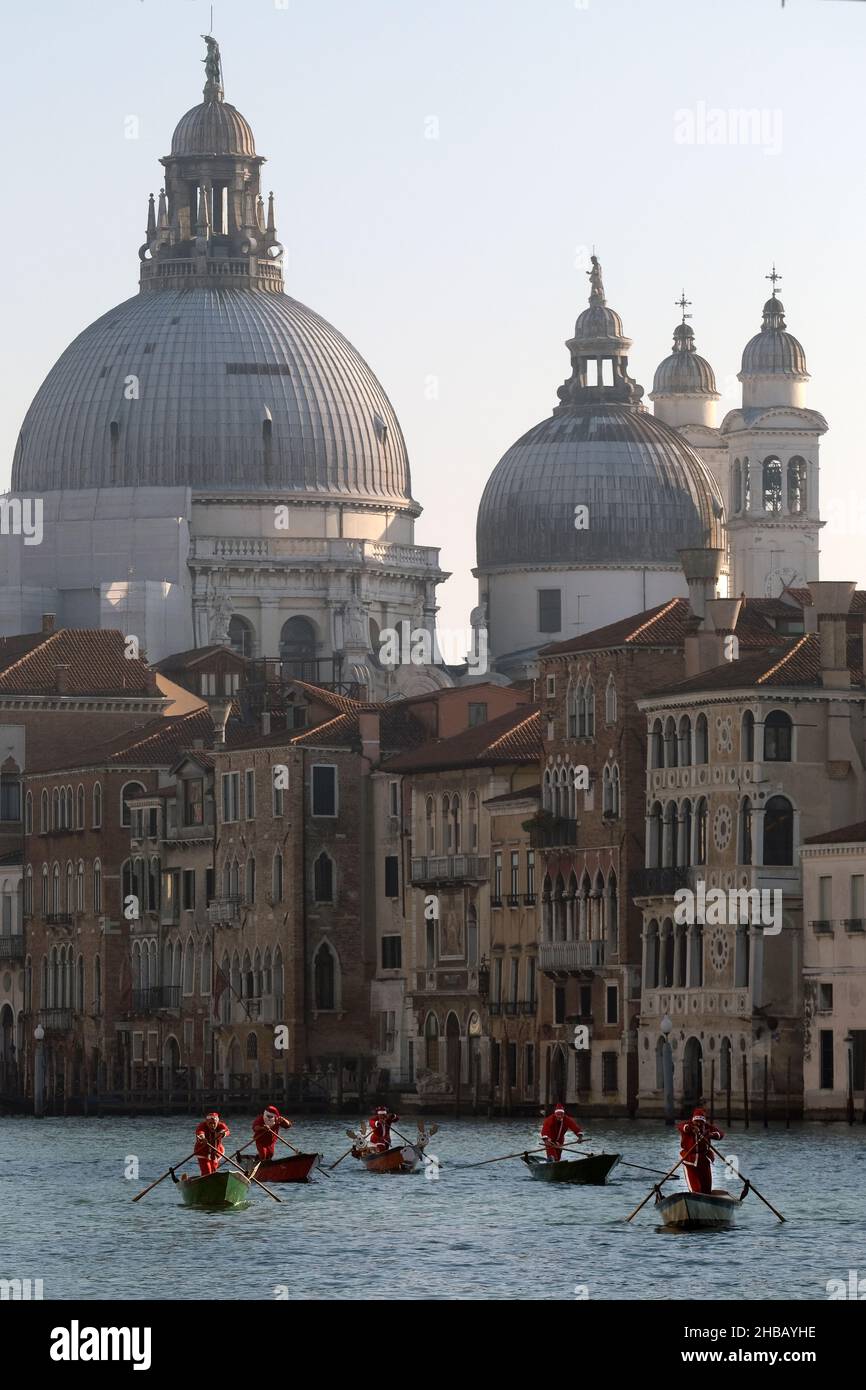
top-left (42, 613), bottom-right (55, 635)
top-left (359, 710), bottom-right (380, 765)
top-left (807, 580), bottom-right (856, 690)
top-left (684, 593), bottom-right (742, 678)
top-left (678, 547), bottom-right (724, 623)
top-left (261, 710), bottom-right (271, 736)
top-left (54, 664), bottom-right (71, 694)
top-left (207, 697), bottom-right (233, 746)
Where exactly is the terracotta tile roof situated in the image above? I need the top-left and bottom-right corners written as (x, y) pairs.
top-left (540, 598), bottom-right (780, 658)
top-left (43, 708), bottom-right (216, 772)
top-left (804, 820), bottom-right (866, 846)
top-left (156, 645), bottom-right (248, 672)
top-left (786, 587), bottom-right (866, 614)
top-left (383, 706), bottom-right (542, 773)
top-left (645, 633), bottom-right (865, 699)
top-left (484, 783), bottom-right (541, 806)
top-left (0, 629), bottom-right (158, 696)
top-left (290, 704), bottom-right (429, 755)
top-left (285, 679), bottom-right (366, 713)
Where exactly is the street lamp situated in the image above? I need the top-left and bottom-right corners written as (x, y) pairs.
top-left (33, 1024), bottom-right (45, 1119)
top-left (661, 1014), bottom-right (675, 1126)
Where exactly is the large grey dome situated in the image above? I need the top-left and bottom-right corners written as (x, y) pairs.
top-left (476, 403), bottom-right (724, 569)
top-left (171, 99), bottom-right (256, 157)
top-left (741, 296), bottom-right (808, 378)
top-left (12, 287), bottom-right (414, 502)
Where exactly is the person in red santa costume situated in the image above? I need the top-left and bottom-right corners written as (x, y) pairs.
top-left (677, 1106), bottom-right (724, 1193)
top-left (194, 1111), bottom-right (230, 1176)
top-left (252, 1103), bottom-right (293, 1161)
top-left (367, 1106), bottom-right (398, 1153)
top-left (540, 1103), bottom-right (583, 1161)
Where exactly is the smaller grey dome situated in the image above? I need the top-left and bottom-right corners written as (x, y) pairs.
top-left (652, 322), bottom-right (718, 397)
top-left (741, 295), bottom-right (808, 377)
top-left (573, 301), bottom-right (625, 343)
top-left (171, 99), bottom-right (256, 157)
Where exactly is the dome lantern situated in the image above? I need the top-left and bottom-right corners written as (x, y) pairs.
top-left (650, 293), bottom-right (719, 428)
top-left (555, 255), bottom-right (644, 409)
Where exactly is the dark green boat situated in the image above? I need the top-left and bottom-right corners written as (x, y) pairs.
top-left (177, 1169), bottom-right (252, 1210)
top-left (522, 1152), bottom-right (621, 1185)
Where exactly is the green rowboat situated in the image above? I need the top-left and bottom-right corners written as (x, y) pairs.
top-left (178, 1169), bottom-right (252, 1210)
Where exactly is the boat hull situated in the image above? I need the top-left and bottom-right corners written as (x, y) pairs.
top-left (522, 1152), bottom-right (621, 1185)
top-left (238, 1152), bottom-right (320, 1183)
top-left (657, 1189), bottom-right (739, 1231)
top-left (179, 1170), bottom-right (251, 1210)
top-left (358, 1144), bottom-right (423, 1174)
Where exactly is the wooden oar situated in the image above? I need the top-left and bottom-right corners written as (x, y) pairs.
top-left (391, 1125), bottom-right (442, 1171)
top-left (329, 1131), bottom-right (360, 1170)
top-left (626, 1158), bottom-right (685, 1221)
top-left (206, 1143), bottom-right (282, 1203)
top-left (709, 1143), bottom-right (785, 1222)
top-left (131, 1151), bottom-right (197, 1202)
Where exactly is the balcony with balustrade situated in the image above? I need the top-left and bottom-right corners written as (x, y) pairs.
top-left (131, 986), bottom-right (182, 1015)
top-left (538, 939), bottom-right (607, 974)
top-left (410, 855), bottom-right (489, 886)
top-left (0, 935), bottom-right (24, 960)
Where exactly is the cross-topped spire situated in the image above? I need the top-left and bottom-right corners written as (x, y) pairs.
top-left (766, 263), bottom-right (782, 297)
top-left (676, 291), bottom-right (692, 324)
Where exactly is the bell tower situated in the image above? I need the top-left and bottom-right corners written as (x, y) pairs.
top-left (721, 270), bottom-right (826, 597)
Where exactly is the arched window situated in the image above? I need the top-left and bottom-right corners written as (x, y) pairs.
top-left (184, 938), bottom-right (195, 995)
top-left (787, 456), bottom-right (807, 514)
top-left (739, 797), bottom-right (753, 865)
top-left (280, 616), bottom-right (317, 679)
top-left (695, 713), bottom-right (708, 765)
top-left (662, 802), bottom-right (677, 867)
top-left (41, 865), bottom-right (49, 914)
top-left (611, 764), bottom-right (621, 818)
top-left (567, 679), bottom-right (578, 738)
top-left (52, 863), bottom-right (61, 915)
top-left (424, 1011), bottom-right (440, 1070)
top-left (661, 919), bottom-right (675, 988)
top-left (92, 783), bottom-right (102, 828)
top-left (650, 720), bottom-right (664, 770)
top-left (694, 798), bottom-right (707, 865)
top-left (246, 1032), bottom-right (258, 1060)
top-left (467, 792), bottom-right (478, 852)
top-left (272, 851), bottom-right (283, 902)
top-left (41, 790), bottom-right (49, 833)
top-left (664, 717), bottom-right (678, 768)
top-left (605, 675), bottom-right (617, 725)
top-left (450, 794), bottom-right (461, 853)
top-left (678, 716), bottom-right (692, 767)
top-left (441, 795), bottom-right (451, 851)
top-left (584, 682), bottom-right (595, 738)
top-left (741, 710), bottom-right (755, 761)
top-left (645, 921), bottom-right (659, 989)
top-left (24, 865), bottom-right (32, 916)
top-left (200, 937), bottom-right (212, 996)
top-left (764, 795), bottom-right (794, 866)
top-left (735, 924), bottom-right (750, 987)
top-left (733, 459), bottom-right (742, 513)
top-left (764, 710), bottom-right (792, 762)
top-left (52, 788), bottom-right (60, 830)
top-left (76, 860), bottom-right (85, 912)
top-left (466, 903), bottom-right (478, 965)
top-left (228, 614), bottom-right (254, 658)
top-left (313, 943), bottom-right (336, 1010)
top-left (94, 954), bottom-right (102, 1014)
top-left (76, 785), bottom-right (85, 829)
top-left (24, 791), bottom-right (33, 834)
top-left (77, 954), bottom-right (85, 1011)
top-left (576, 681), bottom-right (587, 738)
top-left (762, 456), bottom-right (783, 514)
top-left (743, 458), bottom-right (751, 512)
top-left (425, 796), bottom-right (435, 853)
top-left (120, 782), bottom-right (146, 828)
top-left (602, 765), bottom-right (612, 814)
top-left (648, 802), bottom-right (664, 869)
top-left (245, 855), bottom-right (256, 905)
top-left (313, 851), bottom-right (334, 903)
top-left (93, 860), bottom-right (102, 913)
top-left (148, 857), bottom-right (159, 912)
top-left (607, 870), bottom-right (618, 952)
top-left (680, 800), bottom-right (693, 867)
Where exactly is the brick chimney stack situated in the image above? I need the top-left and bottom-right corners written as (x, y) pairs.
top-left (359, 710), bottom-right (380, 765)
top-left (42, 613), bottom-right (55, 635)
top-left (54, 665), bottom-right (70, 694)
top-left (807, 580), bottom-right (856, 690)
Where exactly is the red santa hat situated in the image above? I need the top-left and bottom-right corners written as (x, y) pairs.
top-left (265, 1104), bottom-right (280, 1115)
top-left (205, 1111), bottom-right (220, 1122)
top-left (692, 1106), bottom-right (707, 1119)
top-left (554, 1103), bottom-right (565, 1114)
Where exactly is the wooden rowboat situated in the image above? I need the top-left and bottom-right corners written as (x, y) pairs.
top-left (178, 1169), bottom-right (252, 1210)
top-left (237, 1152), bottom-right (320, 1183)
top-left (656, 1187), bottom-right (740, 1231)
top-left (522, 1152), bottom-right (621, 1185)
top-left (356, 1144), bottom-right (423, 1174)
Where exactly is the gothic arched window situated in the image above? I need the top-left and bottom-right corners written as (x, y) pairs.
top-left (762, 456), bottom-right (783, 514)
top-left (787, 457), bottom-right (807, 514)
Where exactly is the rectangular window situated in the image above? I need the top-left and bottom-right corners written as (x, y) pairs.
top-left (311, 765), bottom-right (337, 817)
top-left (819, 1030), bottom-right (834, 1090)
top-left (132, 1031), bottom-right (144, 1062)
top-left (853, 1032), bottom-right (866, 1091)
top-left (183, 778), bottom-right (204, 826)
top-left (526, 850), bottom-right (535, 899)
top-left (493, 956), bottom-right (503, 1004)
top-left (493, 852), bottom-right (503, 903)
top-left (510, 851), bottom-right (520, 900)
top-left (507, 1041), bottom-right (518, 1087)
top-left (851, 875), bottom-right (864, 921)
top-left (205, 867), bottom-right (214, 903)
top-left (538, 589), bottom-right (562, 634)
top-left (491, 1041), bottom-right (501, 1089)
top-left (601, 1052), bottom-right (618, 1094)
top-left (220, 772), bottom-right (239, 824)
top-left (527, 955), bottom-right (536, 1007)
top-left (426, 920), bottom-right (436, 967)
top-left (606, 985), bottom-right (618, 1024)
top-left (818, 875), bottom-right (832, 921)
top-left (468, 702), bottom-right (488, 728)
top-left (244, 769), bottom-right (255, 820)
top-left (576, 1051), bottom-right (591, 1091)
top-left (545, 674), bottom-right (556, 699)
top-left (388, 781), bottom-right (399, 817)
top-left (579, 984), bottom-right (592, 1017)
top-left (818, 982), bottom-right (833, 1013)
top-left (509, 956), bottom-right (519, 1003)
top-left (381, 935), bottom-right (402, 970)
top-left (272, 781), bottom-right (284, 817)
top-left (182, 870), bottom-right (196, 911)
top-left (554, 986), bottom-right (565, 1026)
top-left (525, 1044), bottom-right (535, 1091)
top-left (384, 855), bottom-right (399, 899)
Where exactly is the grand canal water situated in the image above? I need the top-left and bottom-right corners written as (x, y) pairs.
top-left (1, 1114), bottom-right (863, 1300)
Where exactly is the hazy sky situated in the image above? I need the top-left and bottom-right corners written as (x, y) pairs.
top-left (2, 0), bottom-right (864, 633)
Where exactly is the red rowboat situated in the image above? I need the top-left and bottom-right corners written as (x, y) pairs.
top-left (356, 1143), bottom-right (423, 1174)
top-left (238, 1152), bottom-right (321, 1183)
